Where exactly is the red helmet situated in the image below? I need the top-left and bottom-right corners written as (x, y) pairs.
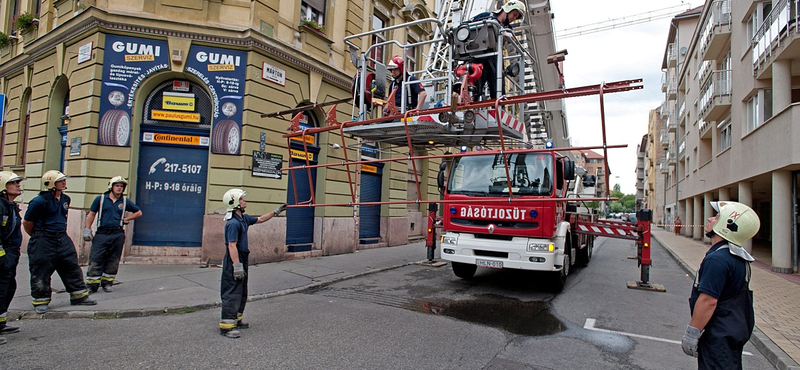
top-left (387, 55), bottom-right (404, 74)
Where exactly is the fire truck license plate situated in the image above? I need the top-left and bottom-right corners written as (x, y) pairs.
top-left (476, 259), bottom-right (503, 269)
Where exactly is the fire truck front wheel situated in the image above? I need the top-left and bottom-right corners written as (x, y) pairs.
top-left (577, 237), bottom-right (594, 266)
top-left (551, 254), bottom-right (569, 293)
top-left (451, 262), bottom-right (477, 279)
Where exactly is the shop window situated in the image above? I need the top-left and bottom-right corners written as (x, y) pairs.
top-left (142, 80), bottom-right (213, 130)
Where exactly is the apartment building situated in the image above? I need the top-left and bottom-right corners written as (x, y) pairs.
top-left (635, 134), bottom-right (646, 212)
top-left (0, 0), bottom-right (442, 264)
top-left (644, 107), bottom-right (666, 225)
top-left (662, 0), bottom-right (800, 273)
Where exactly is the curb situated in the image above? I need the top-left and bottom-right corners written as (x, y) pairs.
top-left (7, 262), bottom-right (415, 322)
top-left (652, 233), bottom-right (800, 370)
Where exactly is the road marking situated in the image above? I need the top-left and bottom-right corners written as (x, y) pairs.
top-left (583, 318), bottom-right (753, 356)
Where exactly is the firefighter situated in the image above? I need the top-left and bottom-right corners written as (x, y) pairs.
top-left (23, 171), bottom-right (96, 313)
top-left (467, 0), bottom-right (526, 99)
top-left (682, 201), bottom-right (759, 369)
top-left (387, 55), bottom-right (426, 113)
top-left (83, 176), bottom-right (142, 293)
top-left (0, 171), bottom-right (24, 340)
top-left (219, 189), bottom-right (286, 338)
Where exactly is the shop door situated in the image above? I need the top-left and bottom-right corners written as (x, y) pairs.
top-left (133, 80), bottom-right (212, 247)
top-left (359, 163), bottom-right (383, 242)
top-left (285, 146), bottom-right (319, 252)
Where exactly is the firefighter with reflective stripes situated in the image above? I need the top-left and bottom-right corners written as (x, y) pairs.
top-left (23, 171), bottom-right (96, 313)
top-left (83, 176), bottom-right (142, 293)
top-left (0, 171), bottom-right (24, 342)
top-left (219, 188), bottom-right (286, 338)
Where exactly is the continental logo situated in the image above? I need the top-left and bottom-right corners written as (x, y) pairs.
top-left (152, 133), bottom-right (200, 145)
top-left (151, 110), bottom-right (200, 123)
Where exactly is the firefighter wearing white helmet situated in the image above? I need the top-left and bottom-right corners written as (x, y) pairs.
top-left (83, 176), bottom-right (142, 293)
top-left (0, 171), bottom-right (24, 337)
top-left (23, 171), bottom-right (96, 313)
top-left (218, 188), bottom-right (286, 338)
top-left (682, 201), bottom-right (760, 368)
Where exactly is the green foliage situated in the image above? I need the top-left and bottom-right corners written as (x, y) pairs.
top-left (13, 11), bottom-right (38, 33)
top-left (585, 201), bottom-right (600, 210)
top-left (300, 19), bottom-right (325, 34)
top-left (0, 32), bottom-right (9, 48)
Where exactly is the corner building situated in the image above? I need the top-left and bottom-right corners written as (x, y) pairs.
top-left (661, 0), bottom-right (800, 273)
top-left (0, 0), bottom-right (440, 264)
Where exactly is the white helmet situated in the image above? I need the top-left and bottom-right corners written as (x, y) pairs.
top-left (41, 170), bottom-right (67, 191)
top-left (710, 201), bottom-right (760, 246)
top-left (500, 0), bottom-right (526, 22)
top-left (223, 188), bottom-right (247, 212)
top-left (108, 176), bottom-right (128, 192)
top-left (0, 171), bottom-right (23, 193)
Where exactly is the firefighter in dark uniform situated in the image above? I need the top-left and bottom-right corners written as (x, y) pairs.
top-left (219, 188), bottom-right (286, 338)
top-left (0, 171), bottom-right (24, 342)
top-left (682, 201), bottom-right (760, 369)
top-left (23, 170), bottom-right (96, 313)
top-left (83, 176), bottom-right (142, 293)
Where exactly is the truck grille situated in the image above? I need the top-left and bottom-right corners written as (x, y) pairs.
top-left (474, 250), bottom-right (508, 258)
top-left (451, 218), bottom-right (538, 229)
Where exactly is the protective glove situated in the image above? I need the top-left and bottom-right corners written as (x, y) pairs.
top-left (233, 263), bottom-right (246, 280)
top-left (274, 203), bottom-right (288, 216)
top-left (83, 228), bottom-right (93, 241)
top-left (681, 325), bottom-right (703, 357)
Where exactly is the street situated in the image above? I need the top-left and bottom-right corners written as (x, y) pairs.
top-left (0, 237), bottom-right (775, 369)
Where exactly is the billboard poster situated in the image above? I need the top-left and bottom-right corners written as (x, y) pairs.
top-left (184, 45), bottom-right (247, 155)
top-left (99, 35), bottom-right (170, 146)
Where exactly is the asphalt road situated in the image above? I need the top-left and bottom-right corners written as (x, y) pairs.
top-left (0, 236), bottom-right (776, 369)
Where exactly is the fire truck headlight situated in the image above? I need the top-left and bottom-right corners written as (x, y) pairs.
top-left (527, 243), bottom-right (555, 252)
top-left (442, 235), bottom-right (457, 245)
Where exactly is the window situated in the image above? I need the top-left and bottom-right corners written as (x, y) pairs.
top-left (746, 89), bottom-right (772, 133)
top-left (18, 97), bottom-right (30, 165)
top-left (746, 95), bottom-right (758, 133)
top-left (719, 119), bottom-right (731, 152)
top-left (405, 39), bottom-right (417, 74)
top-left (370, 14), bottom-right (387, 68)
top-left (9, 0), bottom-right (20, 34)
top-left (300, 0), bottom-right (326, 27)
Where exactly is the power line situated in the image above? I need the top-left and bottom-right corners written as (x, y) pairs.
top-left (556, 4), bottom-right (691, 39)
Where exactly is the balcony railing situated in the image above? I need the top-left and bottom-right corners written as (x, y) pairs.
top-left (752, 0), bottom-right (800, 68)
top-left (667, 77), bottom-right (677, 98)
top-left (659, 129), bottom-right (669, 148)
top-left (678, 138), bottom-right (686, 158)
top-left (699, 70), bottom-right (732, 121)
top-left (678, 99), bottom-right (686, 123)
top-left (697, 60), bottom-right (712, 84)
top-left (667, 43), bottom-right (677, 67)
top-left (699, 0), bottom-right (732, 60)
top-left (699, 119), bottom-right (712, 139)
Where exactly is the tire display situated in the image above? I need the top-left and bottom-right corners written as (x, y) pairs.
top-left (211, 119), bottom-right (240, 154)
top-left (99, 109), bottom-right (131, 146)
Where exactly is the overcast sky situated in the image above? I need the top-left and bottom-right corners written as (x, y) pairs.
top-left (545, 0), bottom-right (697, 194)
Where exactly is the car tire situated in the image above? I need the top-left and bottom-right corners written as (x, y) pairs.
top-left (99, 110), bottom-right (131, 146)
top-left (451, 262), bottom-right (477, 279)
top-left (212, 119), bottom-right (240, 154)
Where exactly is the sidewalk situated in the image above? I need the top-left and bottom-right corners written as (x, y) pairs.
top-left (8, 242), bottom-right (428, 318)
top-left (652, 227), bottom-right (800, 370)
top-left (6, 233), bottom-right (800, 369)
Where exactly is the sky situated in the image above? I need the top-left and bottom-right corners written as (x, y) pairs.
top-left (541, 0), bottom-right (696, 194)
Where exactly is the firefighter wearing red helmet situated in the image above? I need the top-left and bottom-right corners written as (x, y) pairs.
top-left (387, 55), bottom-right (427, 113)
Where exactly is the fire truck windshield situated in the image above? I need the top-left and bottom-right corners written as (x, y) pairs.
top-left (447, 153), bottom-right (554, 196)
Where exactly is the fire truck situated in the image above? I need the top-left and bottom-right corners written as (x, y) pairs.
top-left (272, 0), bottom-right (657, 293)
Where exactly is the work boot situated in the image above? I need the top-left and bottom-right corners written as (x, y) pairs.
top-left (34, 305), bottom-right (49, 314)
top-left (0, 324), bottom-right (19, 334)
top-left (102, 285), bottom-right (114, 293)
top-left (71, 297), bottom-right (97, 306)
top-left (236, 321), bottom-right (249, 329)
top-left (220, 329), bottom-right (241, 339)
top-left (88, 287), bottom-right (99, 294)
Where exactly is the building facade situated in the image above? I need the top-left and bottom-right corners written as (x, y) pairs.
top-left (0, 0), bottom-right (441, 264)
top-left (644, 107), bottom-right (666, 224)
top-left (661, 0), bottom-right (800, 273)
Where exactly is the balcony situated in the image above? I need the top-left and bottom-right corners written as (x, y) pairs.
top-left (659, 160), bottom-right (669, 174)
top-left (678, 99), bottom-right (687, 125)
top-left (667, 43), bottom-right (677, 68)
top-left (699, 70), bottom-right (732, 122)
top-left (752, 0), bottom-right (800, 73)
top-left (659, 130), bottom-right (669, 148)
top-left (667, 77), bottom-right (677, 100)
top-left (666, 111), bottom-right (677, 133)
top-left (698, 60), bottom-right (712, 85)
top-left (667, 146), bottom-right (676, 166)
top-left (699, 0), bottom-right (732, 61)
top-left (661, 73), bottom-right (667, 93)
top-left (678, 138), bottom-right (686, 159)
top-left (699, 119), bottom-right (712, 139)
